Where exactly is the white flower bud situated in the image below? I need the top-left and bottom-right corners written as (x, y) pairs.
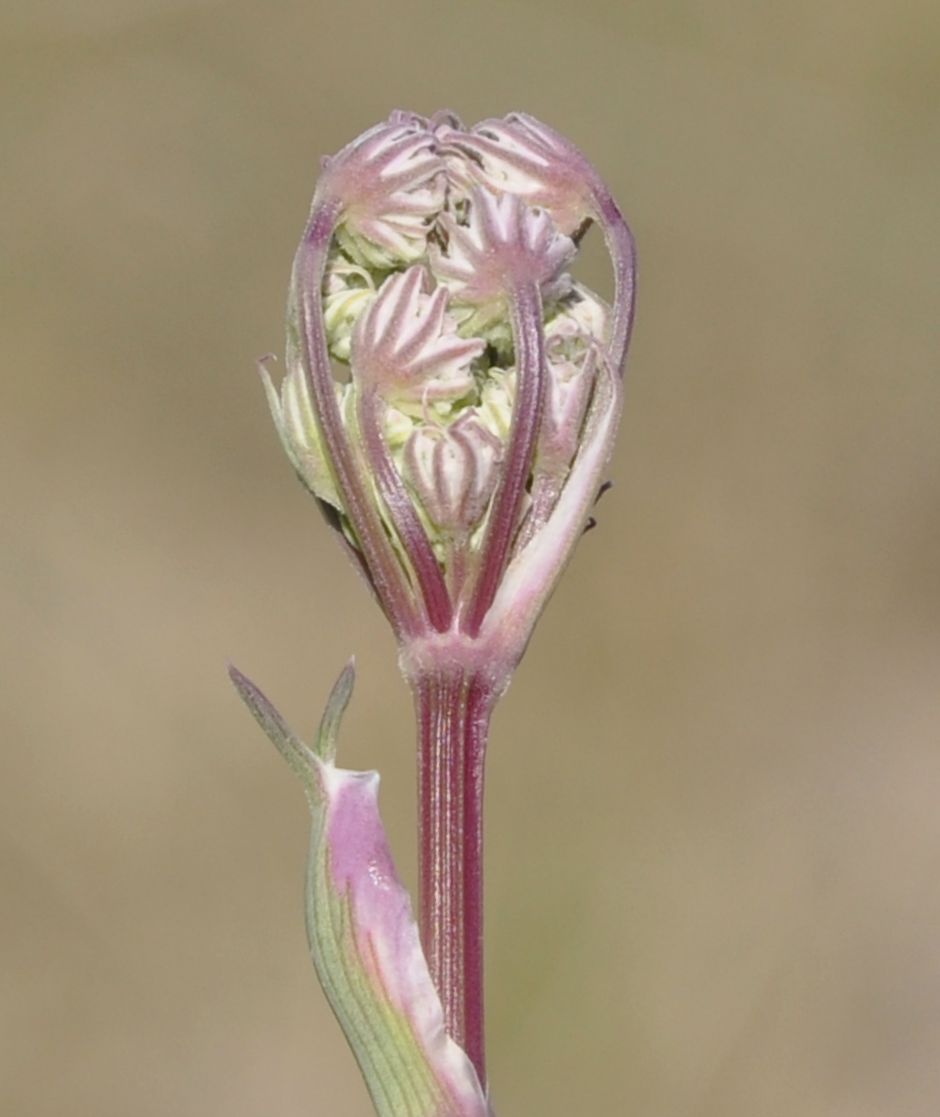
top-left (477, 369), bottom-right (516, 442)
top-left (382, 404), bottom-right (417, 451)
top-left (322, 253), bottom-right (377, 361)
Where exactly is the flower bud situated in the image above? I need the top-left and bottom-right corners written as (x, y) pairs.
top-left (323, 116), bottom-right (447, 270)
top-left (438, 113), bottom-right (595, 237)
top-left (429, 189), bottom-right (575, 337)
top-left (403, 412), bottom-right (502, 537)
top-left (540, 285), bottom-right (610, 469)
top-left (477, 368), bottom-right (516, 441)
top-left (350, 265), bottom-right (483, 410)
top-left (381, 403), bottom-right (417, 452)
top-left (322, 252), bottom-right (376, 361)
top-left (274, 109), bottom-right (633, 644)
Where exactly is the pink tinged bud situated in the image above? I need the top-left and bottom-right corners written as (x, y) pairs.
top-left (322, 117), bottom-right (447, 270)
top-left (403, 414), bottom-right (502, 536)
top-left (540, 346), bottom-right (597, 471)
top-left (429, 189), bottom-right (575, 319)
top-left (229, 663), bottom-right (490, 1117)
top-left (351, 265), bottom-right (483, 406)
top-left (440, 113), bottom-right (636, 374)
top-left (540, 288), bottom-right (610, 469)
top-left (438, 113), bottom-right (594, 238)
top-left (274, 107), bottom-right (633, 647)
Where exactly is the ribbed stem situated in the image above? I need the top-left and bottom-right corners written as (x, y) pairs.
top-left (414, 667), bottom-right (497, 1088)
top-left (293, 199), bottom-right (423, 638)
top-left (465, 282), bottom-right (545, 635)
top-left (591, 182), bottom-right (637, 377)
top-left (357, 386), bottom-right (454, 632)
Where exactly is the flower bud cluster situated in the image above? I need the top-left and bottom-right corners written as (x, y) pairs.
top-left (267, 110), bottom-right (633, 641)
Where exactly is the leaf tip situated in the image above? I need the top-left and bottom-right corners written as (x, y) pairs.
top-left (228, 660), bottom-right (318, 791)
top-left (316, 657), bottom-right (356, 763)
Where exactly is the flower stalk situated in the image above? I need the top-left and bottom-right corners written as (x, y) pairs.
top-left (414, 665), bottom-right (498, 1081)
top-left (235, 108), bottom-right (635, 1114)
top-left (464, 282), bottom-right (545, 637)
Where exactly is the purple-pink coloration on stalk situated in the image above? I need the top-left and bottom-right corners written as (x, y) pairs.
top-left (248, 108), bottom-right (635, 1113)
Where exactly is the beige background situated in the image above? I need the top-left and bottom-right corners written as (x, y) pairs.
top-left (3, 2), bottom-right (939, 1114)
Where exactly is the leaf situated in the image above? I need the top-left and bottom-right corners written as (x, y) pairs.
top-left (230, 662), bottom-right (491, 1117)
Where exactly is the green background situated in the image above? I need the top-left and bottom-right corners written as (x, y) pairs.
top-left (4, 1), bottom-right (939, 1114)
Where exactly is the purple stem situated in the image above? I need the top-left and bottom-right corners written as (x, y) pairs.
top-left (591, 183), bottom-right (637, 377)
top-left (464, 282), bottom-right (545, 636)
top-left (415, 666), bottom-right (496, 1088)
top-left (357, 387), bottom-right (454, 632)
top-left (514, 472), bottom-right (563, 552)
top-left (294, 201), bottom-right (423, 638)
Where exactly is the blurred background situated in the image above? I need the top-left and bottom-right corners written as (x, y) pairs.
top-left (3, 1), bottom-right (939, 1114)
